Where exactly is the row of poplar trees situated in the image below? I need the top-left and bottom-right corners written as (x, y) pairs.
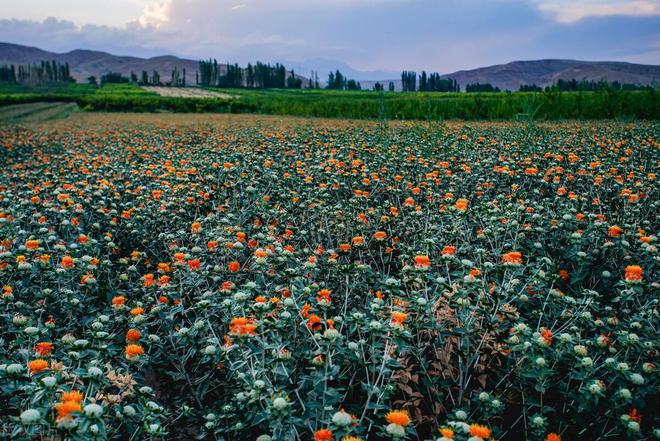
top-left (197, 59), bottom-right (303, 89)
top-left (0, 60), bottom-right (73, 84)
top-left (401, 71), bottom-right (460, 92)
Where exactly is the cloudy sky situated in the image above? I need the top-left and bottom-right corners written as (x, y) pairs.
top-left (1, 0), bottom-right (658, 74)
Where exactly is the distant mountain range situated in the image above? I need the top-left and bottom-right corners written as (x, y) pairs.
top-left (439, 59), bottom-right (660, 91)
top-left (1, 42), bottom-right (659, 91)
top-left (361, 60), bottom-right (660, 91)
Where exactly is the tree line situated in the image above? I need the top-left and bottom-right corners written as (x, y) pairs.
top-left (398, 70), bottom-right (654, 93)
top-left (326, 70), bottom-right (362, 90)
top-left (400, 71), bottom-right (461, 92)
top-left (2, 59), bottom-right (656, 94)
top-left (518, 80), bottom-right (653, 92)
top-left (539, 79), bottom-right (653, 92)
top-left (197, 59), bottom-right (304, 89)
top-left (0, 60), bottom-right (72, 84)
top-left (88, 68), bottom-right (186, 87)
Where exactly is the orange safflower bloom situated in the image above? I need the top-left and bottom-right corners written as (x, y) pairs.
top-left (35, 342), bottom-right (54, 356)
top-left (339, 243), bottom-right (351, 252)
top-left (502, 251), bottom-right (522, 266)
top-left (386, 410), bottom-right (411, 426)
top-left (441, 245), bottom-right (456, 256)
top-left (228, 261), bottom-right (241, 272)
top-left (28, 359), bottom-right (49, 374)
top-left (545, 433), bottom-right (561, 441)
top-left (317, 289), bottom-right (332, 304)
top-left (625, 265), bottom-right (643, 282)
top-left (60, 255), bottom-right (75, 269)
top-left (112, 296), bottom-right (126, 306)
top-left (254, 249), bottom-right (269, 258)
top-left (191, 222), bottom-right (201, 233)
top-left (26, 240), bottom-right (40, 250)
top-left (469, 424), bottom-right (491, 438)
top-left (351, 236), bottom-right (365, 246)
top-left (125, 344), bottom-right (145, 358)
top-left (314, 429), bottom-right (333, 441)
top-left (188, 258), bottom-right (201, 270)
top-left (608, 225), bottom-right (623, 237)
top-left (540, 328), bottom-right (553, 345)
top-left (229, 317), bottom-right (258, 335)
top-left (126, 329), bottom-right (141, 341)
top-left (143, 273), bottom-right (156, 287)
top-left (391, 311), bottom-right (408, 325)
top-left (307, 314), bottom-right (323, 330)
top-left (414, 255), bottom-right (431, 268)
top-left (455, 198), bottom-right (469, 211)
top-left (130, 307), bottom-right (144, 316)
top-left (55, 400), bottom-right (81, 420)
top-left (629, 408), bottom-right (641, 422)
top-left (439, 427), bottom-right (455, 438)
top-left (374, 231), bottom-right (387, 241)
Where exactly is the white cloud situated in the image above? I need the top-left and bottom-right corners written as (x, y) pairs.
top-left (137, 1), bottom-right (173, 28)
top-left (536, 0), bottom-right (660, 22)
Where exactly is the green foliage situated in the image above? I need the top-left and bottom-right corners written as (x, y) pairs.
top-left (210, 88), bottom-right (659, 120)
top-left (100, 72), bottom-right (130, 85)
top-left (0, 84), bottom-right (658, 120)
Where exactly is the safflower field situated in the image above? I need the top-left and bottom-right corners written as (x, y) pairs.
top-left (0, 114), bottom-right (658, 440)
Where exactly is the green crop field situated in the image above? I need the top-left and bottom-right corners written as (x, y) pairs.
top-left (207, 87), bottom-right (660, 120)
top-left (1, 83), bottom-right (658, 120)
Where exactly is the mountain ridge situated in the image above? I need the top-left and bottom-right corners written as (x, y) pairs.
top-left (439, 59), bottom-right (660, 90)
